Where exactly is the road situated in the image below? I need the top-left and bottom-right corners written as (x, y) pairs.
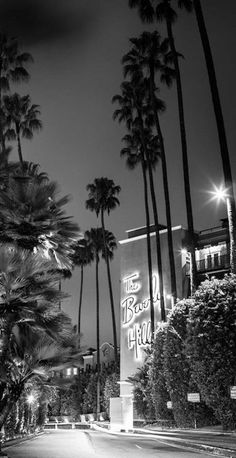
top-left (4, 429), bottom-right (216, 458)
top-left (140, 429), bottom-right (236, 450)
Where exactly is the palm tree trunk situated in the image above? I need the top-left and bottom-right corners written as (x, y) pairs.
top-left (0, 402), bottom-right (13, 450)
top-left (0, 392), bottom-right (21, 449)
top-left (77, 265), bottom-right (84, 336)
top-left (58, 278), bottom-right (61, 310)
top-left (137, 107), bottom-right (162, 327)
top-left (96, 254), bottom-right (100, 417)
top-left (165, 11), bottom-right (197, 293)
top-left (140, 155), bottom-right (155, 337)
top-left (193, 0), bottom-right (236, 273)
top-left (16, 127), bottom-right (24, 166)
top-left (147, 161), bottom-right (166, 321)
top-left (149, 65), bottom-right (177, 301)
top-left (101, 210), bottom-right (118, 368)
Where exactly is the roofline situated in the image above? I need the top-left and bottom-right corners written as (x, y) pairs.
top-left (119, 225), bottom-right (184, 245)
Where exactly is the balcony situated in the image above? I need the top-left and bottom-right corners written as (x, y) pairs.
top-left (196, 253), bottom-right (230, 273)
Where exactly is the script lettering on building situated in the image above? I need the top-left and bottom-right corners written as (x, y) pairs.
top-left (121, 272), bottom-right (160, 359)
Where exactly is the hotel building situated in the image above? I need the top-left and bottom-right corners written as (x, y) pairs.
top-left (116, 219), bottom-right (230, 430)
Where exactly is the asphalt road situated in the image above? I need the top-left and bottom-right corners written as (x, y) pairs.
top-left (5, 429), bottom-right (215, 458)
top-left (135, 428), bottom-right (236, 451)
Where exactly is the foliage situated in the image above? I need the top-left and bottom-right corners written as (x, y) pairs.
top-left (150, 326), bottom-right (174, 421)
top-left (0, 33), bottom-right (32, 93)
top-left (71, 238), bottom-right (94, 268)
top-left (86, 177), bottom-right (120, 367)
top-left (3, 93), bottom-right (42, 163)
top-left (164, 299), bottom-right (195, 427)
top-left (103, 371), bottom-right (120, 416)
top-left (0, 174), bottom-right (79, 268)
top-left (86, 177), bottom-right (120, 217)
top-left (186, 275), bottom-right (236, 430)
top-left (130, 350), bottom-right (155, 420)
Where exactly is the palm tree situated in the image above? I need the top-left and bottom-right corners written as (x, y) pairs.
top-left (121, 127), bottom-right (165, 329)
top-left (128, 0), bottom-right (197, 293)
top-left (0, 245), bottom-right (72, 355)
top-left (86, 178), bottom-right (120, 366)
top-left (191, 0), bottom-right (236, 272)
top-left (113, 79), bottom-right (165, 328)
top-left (122, 31), bottom-right (177, 301)
top-left (72, 238), bottom-right (94, 336)
top-left (0, 327), bottom-right (80, 433)
top-left (0, 34), bottom-right (33, 153)
top-left (3, 93), bottom-right (42, 165)
top-left (0, 173), bottom-right (79, 269)
top-left (85, 227), bottom-right (116, 416)
top-left (0, 244), bottom-right (77, 433)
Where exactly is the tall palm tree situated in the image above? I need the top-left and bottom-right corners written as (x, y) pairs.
top-left (0, 34), bottom-right (33, 153)
top-left (3, 93), bottom-right (42, 165)
top-left (122, 31), bottom-right (177, 301)
top-left (113, 79), bottom-right (165, 327)
top-left (121, 128), bottom-right (165, 329)
top-left (85, 227), bottom-right (116, 416)
top-left (72, 238), bottom-right (94, 336)
top-left (191, 0), bottom-right (236, 272)
top-left (128, 0), bottom-right (197, 293)
top-left (86, 178), bottom-right (120, 366)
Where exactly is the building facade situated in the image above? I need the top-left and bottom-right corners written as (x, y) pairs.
top-left (117, 221), bottom-right (230, 429)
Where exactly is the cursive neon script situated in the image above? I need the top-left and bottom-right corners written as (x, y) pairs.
top-left (123, 272), bottom-right (141, 293)
top-left (121, 272), bottom-right (159, 326)
top-left (128, 320), bottom-right (152, 360)
top-left (121, 295), bottom-right (150, 326)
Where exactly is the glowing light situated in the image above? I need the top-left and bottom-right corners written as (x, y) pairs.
top-left (121, 272), bottom-right (160, 326)
top-left (166, 294), bottom-right (172, 300)
top-left (209, 184), bottom-right (228, 202)
top-left (27, 394), bottom-right (34, 404)
top-left (128, 320), bottom-right (152, 360)
top-left (123, 273), bottom-right (141, 293)
top-left (181, 248), bottom-right (187, 255)
top-left (121, 271), bottom-right (160, 358)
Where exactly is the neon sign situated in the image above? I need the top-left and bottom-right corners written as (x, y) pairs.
top-left (121, 272), bottom-right (159, 326)
top-left (123, 273), bottom-right (141, 293)
top-left (121, 272), bottom-right (160, 360)
top-left (128, 320), bottom-right (152, 360)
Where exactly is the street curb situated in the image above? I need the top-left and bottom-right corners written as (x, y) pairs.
top-left (92, 423), bottom-right (236, 457)
top-left (2, 431), bottom-right (45, 450)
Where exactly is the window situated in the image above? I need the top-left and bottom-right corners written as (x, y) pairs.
top-left (214, 253), bottom-right (219, 268)
top-left (207, 255), bottom-right (212, 269)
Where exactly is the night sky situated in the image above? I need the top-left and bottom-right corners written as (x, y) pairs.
top-left (1, 0), bottom-right (236, 347)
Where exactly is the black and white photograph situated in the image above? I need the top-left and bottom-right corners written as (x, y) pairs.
top-left (0, 1), bottom-right (236, 457)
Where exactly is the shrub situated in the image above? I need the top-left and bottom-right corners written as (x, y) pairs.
top-left (186, 275), bottom-right (236, 430)
top-left (150, 326), bottom-right (174, 422)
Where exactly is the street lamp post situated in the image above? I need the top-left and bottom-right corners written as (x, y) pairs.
top-left (210, 185), bottom-right (236, 273)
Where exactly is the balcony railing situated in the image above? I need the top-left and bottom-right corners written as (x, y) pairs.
top-left (196, 253), bottom-right (230, 273)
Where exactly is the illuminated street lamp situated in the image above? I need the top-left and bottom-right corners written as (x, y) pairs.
top-left (210, 185), bottom-right (236, 273)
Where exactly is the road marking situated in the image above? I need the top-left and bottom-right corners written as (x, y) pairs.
top-left (135, 444), bottom-right (142, 449)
